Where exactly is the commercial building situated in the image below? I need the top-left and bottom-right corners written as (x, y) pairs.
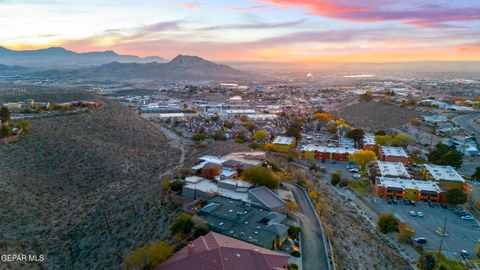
top-left (301, 144), bottom-right (356, 161)
top-left (423, 164), bottom-right (467, 191)
top-left (271, 136), bottom-right (296, 152)
top-left (156, 232), bottom-right (289, 270)
top-left (379, 146), bottom-right (411, 164)
top-left (376, 161), bottom-right (411, 179)
top-left (198, 196), bottom-right (289, 249)
top-left (375, 177), bottom-right (442, 202)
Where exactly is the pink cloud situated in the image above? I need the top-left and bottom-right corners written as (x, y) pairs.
top-left (258, 0), bottom-right (480, 28)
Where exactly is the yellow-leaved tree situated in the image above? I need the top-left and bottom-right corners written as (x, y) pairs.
top-left (349, 150), bottom-right (377, 175)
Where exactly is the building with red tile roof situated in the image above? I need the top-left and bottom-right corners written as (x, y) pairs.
top-left (156, 232), bottom-right (289, 270)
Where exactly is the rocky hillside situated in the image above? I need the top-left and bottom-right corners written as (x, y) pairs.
top-left (0, 100), bottom-right (181, 269)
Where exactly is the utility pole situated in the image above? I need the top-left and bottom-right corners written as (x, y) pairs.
top-left (437, 215), bottom-right (447, 263)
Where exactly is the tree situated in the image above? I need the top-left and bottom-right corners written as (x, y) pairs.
top-left (446, 188), bottom-right (467, 205)
top-left (193, 223), bottom-right (210, 238)
top-left (330, 171), bottom-right (341, 186)
top-left (436, 151), bottom-right (463, 169)
top-left (212, 130), bottom-right (226, 141)
top-left (397, 226), bottom-right (415, 244)
top-left (472, 167), bottom-right (480, 181)
top-left (313, 112), bottom-right (334, 123)
top-left (392, 133), bottom-right (416, 147)
top-left (252, 130), bottom-right (268, 142)
top-left (346, 128), bottom-right (365, 147)
top-left (242, 166), bottom-right (280, 189)
top-left (428, 143), bottom-right (463, 168)
top-left (201, 165), bottom-right (221, 180)
top-left (375, 130), bottom-right (386, 136)
top-left (349, 150), bottom-right (376, 175)
top-left (170, 213), bottom-right (195, 235)
top-left (0, 124), bottom-right (12, 138)
top-left (162, 180), bottom-right (170, 193)
top-left (377, 213), bottom-right (399, 233)
top-left (171, 180), bottom-right (184, 192)
top-left (122, 241), bottom-right (174, 270)
top-left (375, 135), bottom-right (393, 146)
top-left (243, 121), bottom-right (256, 132)
top-left (286, 119), bottom-right (303, 140)
top-left (191, 133), bottom-right (206, 142)
top-left (0, 107), bottom-right (10, 123)
top-left (288, 226), bottom-right (301, 240)
top-left (476, 243), bottom-right (480, 258)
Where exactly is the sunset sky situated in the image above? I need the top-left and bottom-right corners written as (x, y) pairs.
top-left (1, 0), bottom-right (480, 63)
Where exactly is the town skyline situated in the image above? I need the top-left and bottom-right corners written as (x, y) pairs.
top-left (1, 0), bottom-right (480, 63)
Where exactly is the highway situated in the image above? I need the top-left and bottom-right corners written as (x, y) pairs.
top-left (285, 183), bottom-right (332, 270)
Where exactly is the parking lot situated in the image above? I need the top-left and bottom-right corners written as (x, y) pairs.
top-left (371, 199), bottom-right (480, 259)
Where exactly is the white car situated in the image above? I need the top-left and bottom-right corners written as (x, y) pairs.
top-left (352, 173), bottom-right (361, 179)
top-left (409, 211), bottom-right (417, 217)
top-left (349, 168), bottom-right (359, 173)
top-left (417, 212), bottom-right (424, 217)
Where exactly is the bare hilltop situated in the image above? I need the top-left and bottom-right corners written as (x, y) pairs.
top-left (0, 99), bottom-right (182, 269)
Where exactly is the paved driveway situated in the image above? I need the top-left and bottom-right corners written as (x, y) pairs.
top-left (286, 183), bottom-right (330, 270)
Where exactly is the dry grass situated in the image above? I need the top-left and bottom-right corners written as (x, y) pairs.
top-left (0, 100), bottom-right (182, 269)
top-left (335, 101), bottom-right (421, 131)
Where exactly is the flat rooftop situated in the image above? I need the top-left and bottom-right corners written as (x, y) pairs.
top-left (301, 144), bottom-right (357, 154)
top-left (198, 196), bottom-right (288, 248)
top-left (380, 146), bottom-right (409, 158)
top-left (363, 135), bottom-right (376, 146)
top-left (377, 177), bottom-right (441, 193)
top-left (424, 164), bottom-right (465, 182)
top-left (377, 161), bottom-right (410, 178)
top-left (272, 136), bottom-right (295, 145)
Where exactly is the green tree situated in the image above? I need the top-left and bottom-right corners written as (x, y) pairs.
top-left (252, 130), bottom-right (268, 142)
top-left (397, 226), bottom-right (415, 244)
top-left (212, 130), bottom-right (226, 141)
top-left (0, 107), bottom-right (10, 123)
top-left (170, 213), bottom-right (195, 235)
top-left (286, 119), bottom-right (303, 141)
top-left (392, 133), bottom-right (416, 147)
top-left (377, 213), bottom-right (399, 233)
top-left (0, 124), bottom-right (12, 138)
top-left (375, 130), bottom-right (387, 136)
top-left (122, 241), bottom-right (174, 270)
top-left (428, 143), bottom-right (463, 168)
top-left (193, 223), bottom-right (210, 238)
top-left (171, 180), bottom-right (184, 192)
top-left (446, 188), bottom-right (467, 205)
top-left (330, 171), bottom-right (341, 186)
top-left (375, 135), bottom-right (393, 146)
top-left (191, 133), bottom-right (206, 142)
top-left (346, 128), bottom-right (365, 146)
top-left (472, 167), bottom-right (480, 181)
top-left (288, 226), bottom-right (301, 240)
top-left (242, 166), bottom-right (280, 189)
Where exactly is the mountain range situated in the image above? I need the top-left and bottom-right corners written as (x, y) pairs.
top-left (0, 46), bottom-right (165, 69)
top-left (35, 55), bottom-right (247, 83)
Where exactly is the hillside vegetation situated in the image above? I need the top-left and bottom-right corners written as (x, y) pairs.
top-left (0, 100), bottom-right (181, 269)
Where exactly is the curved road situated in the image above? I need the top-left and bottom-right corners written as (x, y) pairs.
top-left (453, 113), bottom-right (480, 141)
top-left (286, 183), bottom-right (331, 270)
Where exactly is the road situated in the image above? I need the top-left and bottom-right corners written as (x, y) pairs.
top-left (453, 113), bottom-right (480, 142)
top-left (285, 183), bottom-right (331, 270)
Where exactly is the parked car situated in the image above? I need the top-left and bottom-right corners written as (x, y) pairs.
top-left (410, 211), bottom-right (417, 217)
top-left (415, 237), bottom-right (427, 244)
top-left (410, 200), bottom-right (416, 206)
top-left (454, 209), bottom-right (467, 216)
top-left (428, 202), bottom-right (435, 207)
top-left (387, 199), bottom-right (392, 204)
top-left (441, 203), bottom-right (448, 209)
top-left (392, 199), bottom-right (398, 205)
top-left (460, 250), bottom-right (471, 260)
top-left (461, 215), bottom-right (474, 221)
top-left (352, 173), bottom-right (361, 179)
top-left (349, 168), bottom-right (359, 173)
top-left (404, 200), bottom-right (410, 205)
top-left (417, 212), bottom-right (424, 217)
